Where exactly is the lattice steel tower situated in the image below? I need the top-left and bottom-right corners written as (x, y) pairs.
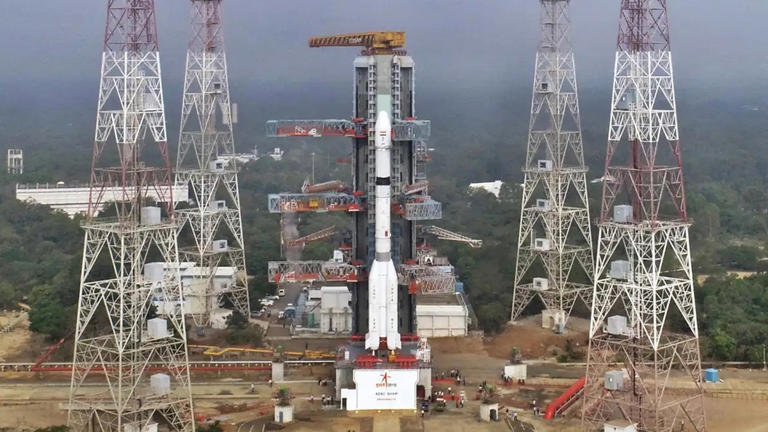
top-left (68, 1), bottom-right (194, 431)
top-left (176, 0), bottom-right (250, 327)
top-left (511, 0), bottom-right (593, 330)
top-left (582, 1), bottom-right (705, 431)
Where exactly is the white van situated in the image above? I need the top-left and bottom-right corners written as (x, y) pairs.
top-left (278, 288), bottom-right (286, 297)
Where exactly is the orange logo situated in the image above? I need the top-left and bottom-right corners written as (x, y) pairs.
top-left (376, 371), bottom-right (396, 388)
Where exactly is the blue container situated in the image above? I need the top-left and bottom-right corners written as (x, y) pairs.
top-left (704, 368), bottom-right (719, 383)
top-left (455, 282), bottom-right (465, 293)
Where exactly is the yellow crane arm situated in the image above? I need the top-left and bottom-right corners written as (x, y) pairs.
top-left (309, 31), bottom-right (406, 54)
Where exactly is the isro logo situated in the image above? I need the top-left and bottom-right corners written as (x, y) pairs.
top-left (376, 371), bottom-right (397, 388)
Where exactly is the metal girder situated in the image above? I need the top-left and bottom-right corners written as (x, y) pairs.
top-left (285, 226), bottom-right (337, 248)
top-left (267, 261), bottom-right (358, 283)
top-left (69, 1), bottom-right (193, 430)
top-left (404, 198), bottom-right (442, 221)
top-left (267, 193), bottom-right (362, 214)
top-left (265, 119), bottom-right (430, 141)
top-left (583, 2), bottom-right (705, 431)
top-left (398, 264), bottom-right (456, 295)
top-left (423, 225), bottom-right (482, 248)
top-left (174, 0), bottom-right (250, 328)
top-left (511, 0), bottom-right (594, 329)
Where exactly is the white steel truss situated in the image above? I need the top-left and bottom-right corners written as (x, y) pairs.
top-left (583, 1), bottom-right (705, 431)
top-left (511, 0), bottom-right (593, 327)
top-left (175, 0), bottom-right (250, 327)
top-left (69, 1), bottom-right (193, 431)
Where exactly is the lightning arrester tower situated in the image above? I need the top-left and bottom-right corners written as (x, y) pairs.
top-left (68, 1), bottom-right (195, 431)
top-left (582, 1), bottom-right (706, 431)
top-left (511, 0), bottom-right (594, 331)
top-left (176, 0), bottom-right (250, 328)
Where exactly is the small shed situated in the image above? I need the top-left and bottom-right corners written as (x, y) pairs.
top-left (274, 404), bottom-right (293, 423)
top-left (704, 368), bottom-right (719, 383)
top-left (479, 402), bottom-right (499, 422)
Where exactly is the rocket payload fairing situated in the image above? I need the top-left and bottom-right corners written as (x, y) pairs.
top-left (365, 111), bottom-right (402, 352)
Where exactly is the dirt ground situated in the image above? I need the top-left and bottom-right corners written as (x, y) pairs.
top-left (485, 315), bottom-right (590, 360)
top-left (0, 312), bottom-right (50, 363)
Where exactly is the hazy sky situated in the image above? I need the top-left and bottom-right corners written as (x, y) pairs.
top-left (2, 1), bottom-right (766, 89)
top-left (1, 0), bottom-right (766, 161)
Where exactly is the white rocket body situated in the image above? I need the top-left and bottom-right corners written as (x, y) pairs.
top-left (365, 111), bottom-right (401, 352)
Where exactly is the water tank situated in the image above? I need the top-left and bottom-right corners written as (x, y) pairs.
top-left (613, 205), bottom-right (633, 223)
top-left (140, 206), bottom-right (161, 226)
top-left (606, 315), bottom-right (628, 336)
top-left (610, 260), bottom-right (630, 280)
top-left (533, 278), bottom-right (549, 291)
top-left (209, 200), bottom-right (227, 212)
top-left (147, 318), bottom-right (169, 339)
top-left (604, 370), bottom-right (624, 391)
top-left (209, 159), bottom-right (227, 173)
top-left (150, 373), bottom-right (170, 395)
top-left (210, 239), bottom-right (228, 252)
top-left (534, 238), bottom-right (551, 251)
top-left (704, 368), bottom-right (719, 383)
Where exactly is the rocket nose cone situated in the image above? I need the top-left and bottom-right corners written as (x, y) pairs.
top-left (376, 111), bottom-right (391, 131)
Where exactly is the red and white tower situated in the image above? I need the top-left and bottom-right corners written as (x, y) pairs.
top-left (176, 0), bottom-right (250, 328)
top-left (582, 1), bottom-right (706, 431)
top-left (68, 1), bottom-right (195, 431)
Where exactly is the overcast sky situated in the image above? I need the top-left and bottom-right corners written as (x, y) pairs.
top-left (1, 0), bottom-right (766, 158)
top-left (2, 1), bottom-right (766, 88)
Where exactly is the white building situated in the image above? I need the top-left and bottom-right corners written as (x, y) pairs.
top-left (15, 182), bottom-right (188, 218)
top-left (468, 180), bottom-right (504, 198)
top-left (415, 293), bottom-right (469, 338)
top-left (146, 261), bottom-right (236, 329)
top-left (319, 286), bottom-right (352, 334)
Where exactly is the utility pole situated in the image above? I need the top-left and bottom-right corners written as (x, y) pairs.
top-left (176, 0), bottom-right (250, 328)
top-left (68, 1), bottom-right (194, 431)
top-left (511, 0), bottom-right (593, 331)
top-left (582, 1), bottom-right (706, 431)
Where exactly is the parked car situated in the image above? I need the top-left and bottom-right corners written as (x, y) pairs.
top-left (278, 288), bottom-right (286, 297)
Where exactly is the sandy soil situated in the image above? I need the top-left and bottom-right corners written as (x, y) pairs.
top-left (485, 315), bottom-right (589, 360)
top-left (0, 312), bottom-right (50, 363)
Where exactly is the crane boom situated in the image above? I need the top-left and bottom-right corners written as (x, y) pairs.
top-left (423, 225), bottom-right (483, 248)
top-left (286, 226), bottom-right (337, 248)
top-left (309, 31), bottom-right (406, 54)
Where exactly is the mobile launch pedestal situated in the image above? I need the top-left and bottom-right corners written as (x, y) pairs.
top-left (335, 336), bottom-right (432, 411)
top-left (335, 112), bottom-right (432, 411)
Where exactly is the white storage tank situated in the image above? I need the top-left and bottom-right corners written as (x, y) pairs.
top-left (141, 206), bottom-right (161, 226)
top-left (209, 159), bottom-right (227, 172)
top-left (610, 260), bottom-right (630, 280)
top-left (147, 318), bottom-right (169, 339)
top-left (209, 200), bottom-right (227, 212)
top-left (150, 373), bottom-right (170, 396)
top-left (537, 159), bottom-right (553, 171)
top-left (605, 370), bottom-right (624, 391)
top-left (533, 278), bottom-right (549, 291)
top-left (613, 205), bottom-right (633, 223)
top-left (210, 239), bottom-right (228, 252)
top-left (534, 238), bottom-right (551, 251)
top-left (606, 315), bottom-right (628, 336)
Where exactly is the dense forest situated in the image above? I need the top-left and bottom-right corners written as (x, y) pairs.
top-left (1, 83), bottom-right (768, 363)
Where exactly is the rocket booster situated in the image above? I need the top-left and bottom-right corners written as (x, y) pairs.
top-left (365, 111), bottom-right (402, 352)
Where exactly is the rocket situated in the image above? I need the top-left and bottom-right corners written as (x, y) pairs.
top-left (365, 111), bottom-right (402, 352)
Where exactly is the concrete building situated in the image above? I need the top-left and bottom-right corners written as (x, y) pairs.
top-left (319, 286), bottom-right (353, 334)
top-left (146, 261), bottom-right (236, 329)
top-left (414, 293), bottom-right (470, 338)
top-left (15, 183), bottom-right (188, 217)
